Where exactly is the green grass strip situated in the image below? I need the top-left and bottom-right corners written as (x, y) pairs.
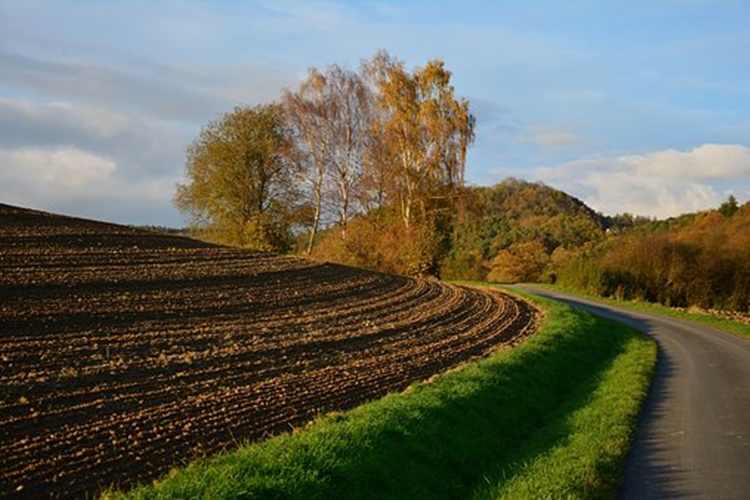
top-left (547, 284), bottom-right (750, 339)
top-left (108, 290), bottom-right (655, 500)
top-left (473, 324), bottom-right (654, 498)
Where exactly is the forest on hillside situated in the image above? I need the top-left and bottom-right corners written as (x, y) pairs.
top-left (315, 181), bottom-right (750, 313)
top-left (308, 179), bottom-right (606, 279)
top-left (440, 179), bottom-right (607, 282)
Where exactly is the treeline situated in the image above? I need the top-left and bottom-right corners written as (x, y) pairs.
top-left (442, 182), bottom-right (750, 314)
top-left (554, 197), bottom-right (750, 312)
top-left (306, 178), bottom-right (608, 279)
top-left (175, 50), bottom-right (474, 276)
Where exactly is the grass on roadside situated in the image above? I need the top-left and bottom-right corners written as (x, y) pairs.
top-left (106, 288), bottom-right (656, 500)
top-left (546, 284), bottom-right (750, 339)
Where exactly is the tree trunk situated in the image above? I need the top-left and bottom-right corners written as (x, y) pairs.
top-left (306, 181), bottom-right (323, 255)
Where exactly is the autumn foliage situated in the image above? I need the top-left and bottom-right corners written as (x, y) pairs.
top-left (555, 200), bottom-right (750, 312)
top-left (442, 179), bottom-right (607, 281)
top-left (172, 52), bottom-right (748, 312)
top-left (175, 51), bottom-right (474, 275)
top-left (174, 104), bottom-right (301, 251)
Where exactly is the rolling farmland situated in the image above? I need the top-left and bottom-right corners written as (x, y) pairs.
top-left (0, 203), bottom-right (537, 498)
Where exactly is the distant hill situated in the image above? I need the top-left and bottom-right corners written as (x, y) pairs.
top-left (442, 179), bottom-right (607, 281)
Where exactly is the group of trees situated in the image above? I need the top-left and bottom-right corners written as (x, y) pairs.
top-left (554, 199), bottom-right (750, 312)
top-left (175, 50), bottom-right (474, 274)
top-left (444, 185), bottom-right (750, 313)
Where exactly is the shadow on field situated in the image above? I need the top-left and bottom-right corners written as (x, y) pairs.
top-left (134, 298), bottom-right (649, 499)
top-left (619, 346), bottom-right (691, 499)
top-left (518, 287), bottom-right (690, 499)
top-left (300, 308), bottom-right (635, 499)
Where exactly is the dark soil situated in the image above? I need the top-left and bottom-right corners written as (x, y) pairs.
top-left (0, 203), bottom-right (537, 498)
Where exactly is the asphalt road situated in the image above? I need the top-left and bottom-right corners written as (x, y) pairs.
top-left (517, 286), bottom-right (750, 500)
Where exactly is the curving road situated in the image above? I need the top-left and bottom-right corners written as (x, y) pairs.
top-left (517, 286), bottom-right (750, 499)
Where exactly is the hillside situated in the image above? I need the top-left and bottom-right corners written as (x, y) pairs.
top-left (0, 203), bottom-right (536, 498)
top-left (442, 179), bottom-right (607, 281)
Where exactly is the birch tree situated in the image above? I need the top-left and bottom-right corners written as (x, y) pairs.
top-left (365, 51), bottom-right (475, 229)
top-left (324, 65), bottom-right (373, 238)
top-left (284, 64), bottom-right (374, 249)
top-left (282, 70), bottom-right (329, 254)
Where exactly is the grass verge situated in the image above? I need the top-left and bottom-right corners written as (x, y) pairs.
top-left (106, 287), bottom-right (656, 500)
top-left (546, 284), bottom-right (750, 340)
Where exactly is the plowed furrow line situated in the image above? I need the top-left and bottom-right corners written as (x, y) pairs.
top-left (1, 287), bottom-right (498, 419)
top-left (1, 284), bottom-right (484, 410)
top-left (1, 205), bottom-right (540, 498)
top-left (6, 328), bottom-right (507, 498)
top-left (3, 307), bottom-right (461, 437)
top-left (2, 293), bottom-right (534, 497)
top-left (0, 272), bottom-right (404, 331)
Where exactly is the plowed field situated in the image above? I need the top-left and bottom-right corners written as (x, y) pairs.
top-left (0, 203), bottom-right (538, 498)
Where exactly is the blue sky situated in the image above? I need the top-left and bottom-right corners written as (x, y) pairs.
top-left (1, 0), bottom-right (749, 226)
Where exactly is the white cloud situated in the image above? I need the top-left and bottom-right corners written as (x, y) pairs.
top-left (0, 50), bottom-right (298, 124)
top-left (0, 97), bottom-right (190, 182)
top-left (535, 143), bottom-right (750, 218)
top-left (0, 98), bottom-right (132, 142)
top-left (0, 147), bottom-right (116, 188)
top-left (0, 146), bottom-right (177, 225)
top-left (629, 144), bottom-right (750, 180)
top-left (175, 63), bottom-right (300, 107)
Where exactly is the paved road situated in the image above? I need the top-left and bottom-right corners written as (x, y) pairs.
top-left (517, 286), bottom-right (750, 500)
